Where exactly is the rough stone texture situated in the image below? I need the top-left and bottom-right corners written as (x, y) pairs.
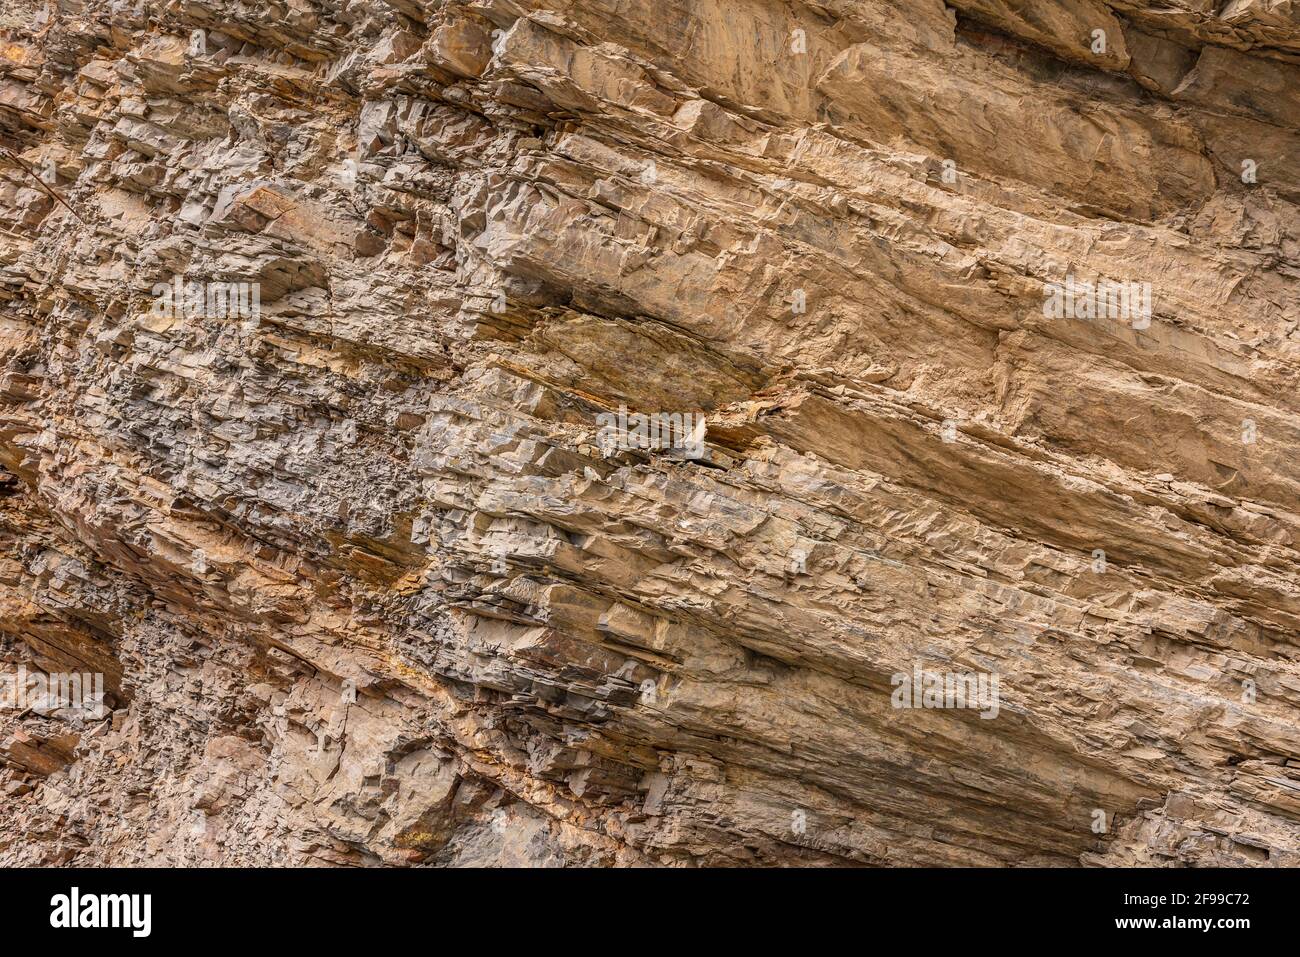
top-left (0, 0), bottom-right (1298, 867)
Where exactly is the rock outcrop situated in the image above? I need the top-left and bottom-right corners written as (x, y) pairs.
top-left (1, 0), bottom-right (1298, 866)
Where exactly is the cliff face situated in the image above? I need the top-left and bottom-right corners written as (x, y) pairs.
top-left (0, 0), bottom-right (1298, 867)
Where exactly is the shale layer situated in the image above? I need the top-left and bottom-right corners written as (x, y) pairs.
top-left (1, 0), bottom-right (1299, 866)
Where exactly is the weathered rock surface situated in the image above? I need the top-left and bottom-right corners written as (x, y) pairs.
top-left (0, 0), bottom-right (1297, 866)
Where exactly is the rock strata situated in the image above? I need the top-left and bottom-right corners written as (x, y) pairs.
top-left (0, 0), bottom-right (1298, 866)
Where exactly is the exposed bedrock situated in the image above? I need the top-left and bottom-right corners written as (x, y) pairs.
top-left (0, 0), bottom-right (1297, 866)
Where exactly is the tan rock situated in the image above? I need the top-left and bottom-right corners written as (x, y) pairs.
top-left (0, 0), bottom-right (1296, 868)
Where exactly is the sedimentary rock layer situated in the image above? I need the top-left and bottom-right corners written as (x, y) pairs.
top-left (0, 0), bottom-right (1297, 866)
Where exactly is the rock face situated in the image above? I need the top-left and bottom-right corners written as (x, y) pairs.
top-left (0, 0), bottom-right (1298, 868)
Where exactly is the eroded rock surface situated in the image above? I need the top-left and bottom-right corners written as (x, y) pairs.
top-left (0, 0), bottom-right (1298, 866)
